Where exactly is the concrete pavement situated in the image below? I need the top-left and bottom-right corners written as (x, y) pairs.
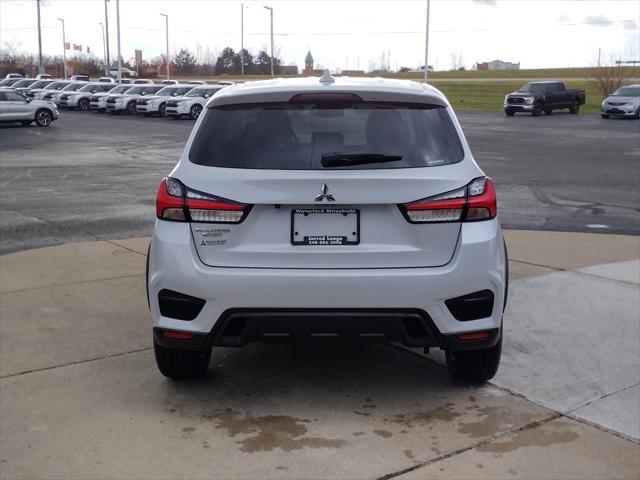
top-left (0, 230), bottom-right (638, 479)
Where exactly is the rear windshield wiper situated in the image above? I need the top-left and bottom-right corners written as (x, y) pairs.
top-left (321, 152), bottom-right (402, 167)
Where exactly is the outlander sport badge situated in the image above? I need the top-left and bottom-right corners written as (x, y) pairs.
top-left (315, 184), bottom-right (335, 202)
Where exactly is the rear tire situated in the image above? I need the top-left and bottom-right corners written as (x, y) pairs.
top-left (504, 108), bottom-right (515, 117)
top-left (601, 114), bottom-right (609, 119)
top-left (569, 101), bottom-right (580, 114)
top-left (154, 341), bottom-right (212, 379)
top-left (446, 336), bottom-right (502, 382)
top-left (159, 103), bottom-right (167, 117)
top-left (544, 109), bottom-right (552, 115)
top-left (127, 101), bottom-right (137, 115)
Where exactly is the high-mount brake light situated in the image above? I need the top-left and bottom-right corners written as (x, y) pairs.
top-left (155, 177), bottom-right (249, 224)
top-left (401, 177), bottom-right (496, 223)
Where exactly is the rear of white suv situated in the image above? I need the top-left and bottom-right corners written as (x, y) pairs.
top-left (148, 76), bottom-right (507, 382)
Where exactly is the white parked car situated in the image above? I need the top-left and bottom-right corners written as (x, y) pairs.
top-left (57, 83), bottom-right (116, 110)
top-left (90, 84), bottom-right (132, 112)
top-left (601, 85), bottom-right (640, 119)
top-left (97, 77), bottom-right (116, 83)
top-left (8, 78), bottom-right (37, 90)
top-left (133, 79), bottom-right (155, 85)
top-left (165, 85), bottom-right (224, 120)
top-left (136, 84), bottom-right (194, 117)
top-left (4, 73), bottom-right (23, 79)
top-left (161, 80), bottom-right (179, 85)
top-left (188, 80), bottom-right (207, 85)
top-left (148, 75), bottom-right (507, 381)
top-left (50, 82), bottom-right (89, 105)
top-left (0, 87), bottom-right (59, 127)
top-left (105, 84), bottom-right (163, 114)
top-left (35, 73), bottom-right (55, 80)
top-left (33, 81), bottom-right (73, 99)
top-left (0, 78), bottom-right (24, 88)
top-left (69, 75), bottom-right (90, 82)
top-left (14, 79), bottom-right (54, 95)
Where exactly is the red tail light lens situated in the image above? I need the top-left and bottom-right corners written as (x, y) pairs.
top-left (401, 177), bottom-right (496, 223)
top-left (156, 177), bottom-right (249, 224)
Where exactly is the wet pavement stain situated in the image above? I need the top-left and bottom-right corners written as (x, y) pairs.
top-left (457, 407), bottom-right (540, 439)
top-left (403, 449), bottom-right (416, 461)
top-left (384, 403), bottom-right (460, 427)
top-left (352, 432), bottom-right (366, 437)
top-left (204, 409), bottom-right (345, 453)
top-left (373, 429), bottom-right (393, 438)
top-left (182, 427), bottom-right (196, 433)
top-left (477, 426), bottom-right (579, 453)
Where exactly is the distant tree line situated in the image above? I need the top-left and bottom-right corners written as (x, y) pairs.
top-left (171, 46), bottom-right (283, 76)
top-left (0, 43), bottom-right (285, 78)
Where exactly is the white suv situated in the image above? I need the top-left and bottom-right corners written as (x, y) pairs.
top-left (148, 75), bottom-right (508, 382)
top-left (136, 85), bottom-right (195, 117)
top-left (165, 85), bottom-right (224, 119)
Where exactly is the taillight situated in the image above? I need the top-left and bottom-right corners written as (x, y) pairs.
top-left (156, 177), bottom-right (249, 224)
top-left (401, 177), bottom-right (496, 223)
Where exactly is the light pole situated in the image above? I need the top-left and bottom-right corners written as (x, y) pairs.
top-left (240, 3), bottom-right (244, 76)
top-left (104, 0), bottom-right (110, 71)
top-left (58, 18), bottom-right (67, 79)
top-left (116, 0), bottom-right (121, 82)
top-left (36, 0), bottom-right (44, 74)
top-left (160, 13), bottom-right (169, 79)
top-left (100, 22), bottom-right (107, 74)
top-left (424, 0), bottom-right (430, 82)
top-left (263, 5), bottom-right (274, 77)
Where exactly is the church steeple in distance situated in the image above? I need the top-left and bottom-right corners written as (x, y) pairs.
top-left (305, 50), bottom-right (314, 73)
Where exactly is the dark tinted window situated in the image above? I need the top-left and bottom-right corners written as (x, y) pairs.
top-left (189, 102), bottom-right (464, 170)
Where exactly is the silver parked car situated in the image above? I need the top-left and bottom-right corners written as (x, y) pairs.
top-left (57, 82), bottom-right (116, 110)
top-left (601, 85), bottom-right (640, 119)
top-left (90, 84), bottom-right (133, 112)
top-left (0, 88), bottom-right (59, 127)
top-left (32, 81), bottom-right (73, 99)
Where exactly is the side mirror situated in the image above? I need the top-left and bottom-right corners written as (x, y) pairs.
top-left (204, 94), bottom-right (210, 98)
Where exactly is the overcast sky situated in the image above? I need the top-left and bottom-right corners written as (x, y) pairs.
top-left (1, 0), bottom-right (638, 71)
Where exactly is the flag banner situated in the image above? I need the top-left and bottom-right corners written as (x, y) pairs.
top-left (73, 44), bottom-right (82, 52)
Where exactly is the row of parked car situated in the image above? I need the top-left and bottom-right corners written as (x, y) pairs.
top-left (504, 81), bottom-right (640, 119)
top-left (0, 75), bottom-right (232, 127)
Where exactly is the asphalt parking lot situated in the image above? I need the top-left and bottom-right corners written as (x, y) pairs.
top-left (0, 110), bottom-right (639, 253)
top-left (1, 109), bottom-right (639, 479)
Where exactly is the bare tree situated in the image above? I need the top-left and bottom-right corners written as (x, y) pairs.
top-left (450, 52), bottom-right (464, 70)
top-left (588, 55), bottom-right (637, 98)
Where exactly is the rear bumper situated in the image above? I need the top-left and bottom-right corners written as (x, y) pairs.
top-left (148, 219), bottom-right (506, 348)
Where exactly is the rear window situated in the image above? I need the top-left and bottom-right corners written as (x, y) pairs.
top-left (189, 102), bottom-right (464, 170)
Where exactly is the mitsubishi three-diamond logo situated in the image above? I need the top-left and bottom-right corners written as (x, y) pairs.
top-left (314, 183), bottom-right (335, 202)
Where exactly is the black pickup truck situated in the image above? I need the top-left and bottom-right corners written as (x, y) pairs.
top-left (504, 81), bottom-right (586, 116)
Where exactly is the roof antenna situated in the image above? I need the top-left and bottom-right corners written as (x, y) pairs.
top-left (319, 69), bottom-right (334, 84)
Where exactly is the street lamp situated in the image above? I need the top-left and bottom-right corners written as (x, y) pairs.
top-left (104, 0), bottom-right (110, 71)
top-left (240, 3), bottom-right (244, 76)
top-left (263, 5), bottom-right (274, 77)
top-left (424, 0), bottom-right (430, 83)
top-left (116, 0), bottom-right (121, 82)
top-left (99, 22), bottom-right (107, 75)
top-left (57, 18), bottom-right (67, 79)
top-left (160, 13), bottom-right (169, 79)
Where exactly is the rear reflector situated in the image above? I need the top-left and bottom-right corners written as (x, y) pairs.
top-left (456, 331), bottom-right (491, 341)
top-left (162, 331), bottom-right (195, 340)
top-left (156, 177), bottom-right (249, 224)
top-left (401, 177), bottom-right (496, 223)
